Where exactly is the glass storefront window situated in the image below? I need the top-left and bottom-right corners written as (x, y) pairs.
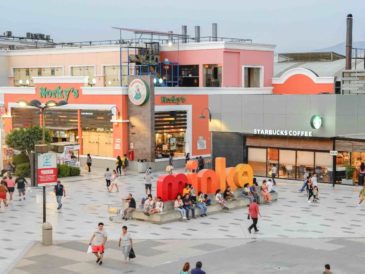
top-left (315, 152), bottom-right (332, 183)
top-left (248, 148), bottom-right (266, 176)
top-left (297, 151), bottom-right (314, 180)
top-left (279, 150), bottom-right (296, 179)
top-left (203, 64), bottom-right (221, 87)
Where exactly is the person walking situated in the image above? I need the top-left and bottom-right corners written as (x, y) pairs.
top-left (191, 261), bottom-right (206, 274)
top-left (6, 175), bottom-right (15, 201)
top-left (248, 198), bottom-right (261, 234)
top-left (271, 164), bottom-right (277, 185)
top-left (123, 193), bottom-right (136, 220)
top-left (0, 180), bottom-right (8, 209)
top-left (108, 170), bottom-right (119, 192)
top-left (15, 175), bottom-right (28, 201)
top-left (86, 154), bottom-right (92, 173)
top-left (358, 184), bottom-right (365, 206)
top-left (89, 222), bottom-right (108, 265)
top-left (121, 154), bottom-right (128, 176)
top-left (118, 225), bottom-right (133, 263)
top-left (307, 180), bottom-right (314, 203)
top-left (144, 167), bottom-right (153, 195)
top-left (54, 180), bottom-right (66, 210)
top-left (180, 262), bottom-right (190, 274)
top-left (323, 264), bottom-right (333, 274)
top-left (116, 156), bottom-right (122, 176)
top-left (359, 162), bottom-right (365, 186)
top-left (104, 168), bottom-right (112, 190)
top-left (198, 156), bottom-right (205, 171)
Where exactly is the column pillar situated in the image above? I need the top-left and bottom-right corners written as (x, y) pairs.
top-left (77, 109), bottom-right (83, 154)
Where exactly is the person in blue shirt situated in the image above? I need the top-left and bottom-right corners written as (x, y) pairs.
top-left (191, 261), bottom-right (206, 274)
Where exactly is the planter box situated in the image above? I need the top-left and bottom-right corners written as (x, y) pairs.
top-left (341, 179), bottom-right (354, 185)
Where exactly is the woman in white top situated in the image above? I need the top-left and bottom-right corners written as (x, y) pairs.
top-left (174, 194), bottom-right (187, 219)
top-left (215, 189), bottom-right (229, 210)
top-left (108, 170), bottom-right (119, 193)
top-left (118, 225), bottom-right (133, 262)
top-left (149, 196), bottom-right (164, 214)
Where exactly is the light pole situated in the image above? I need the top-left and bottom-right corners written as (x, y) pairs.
top-left (18, 99), bottom-right (67, 223)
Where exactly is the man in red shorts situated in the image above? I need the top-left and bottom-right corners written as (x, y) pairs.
top-left (89, 222), bottom-right (108, 265)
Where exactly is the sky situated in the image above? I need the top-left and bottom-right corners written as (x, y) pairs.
top-left (1, 0), bottom-right (364, 52)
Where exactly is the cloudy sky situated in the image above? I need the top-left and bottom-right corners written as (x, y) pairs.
top-left (1, 0), bottom-right (364, 52)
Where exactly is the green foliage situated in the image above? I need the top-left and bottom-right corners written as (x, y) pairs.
top-left (345, 165), bottom-right (356, 179)
top-left (57, 164), bottom-right (80, 177)
top-left (12, 153), bottom-right (29, 166)
top-left (6, 126), bottom-right (51, 155)
top-left (57, 164), bottom-right (70, 177)
top-left (15, 162), bottom-right (30, 177)
top-left (69, 166), bottom-right (80, 176)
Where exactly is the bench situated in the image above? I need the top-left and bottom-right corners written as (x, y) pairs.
top-left (122, 191), bottom-right (278, 224)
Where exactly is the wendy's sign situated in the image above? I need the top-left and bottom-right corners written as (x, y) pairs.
top-left (157, 157), bottom-right (254, 201)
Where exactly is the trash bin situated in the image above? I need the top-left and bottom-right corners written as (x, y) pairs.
top-left (137, 159), bottom-right (146, 173)
top-left (42, 222), bottom-right (53, 246)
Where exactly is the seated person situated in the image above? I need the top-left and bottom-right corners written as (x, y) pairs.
top-left (250, 179), bottom-right (260, 203)
top-left (189, 184), bottom-right (196, 203)
top-left (267, 179), bottom-right (276, 193)
top-left (215, 189), bottom-right (229, 210)
top-left (143, 194), bottom-right (155, 216)
top-left (182, 184), bottom-right (191, 196)
top-left (174, 194), bottom-right (186, 220)
top-left (149, 197), bottom-right (164, 214)
top-left (203, 194), bottom-right (211, 206)
top-left (223, 186), bottom-right (235, 201)
top-left (183, 194), bottom-right (195, 220)
top-left (260, 180), bottom-right (272, 203)
top-left (196, 192), bottom-right (208, 217)
top-left (242, 183), bottom-right (254, 202)
top-left (122, 193), bottom-right (136, 220)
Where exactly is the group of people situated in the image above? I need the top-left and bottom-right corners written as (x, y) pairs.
top-left (142, 194), bottom-right (164, 216)
top-left (242, 178), bottom-right (275, 204)
top-left (184, 153), bottom-right (206, 172)
top-left (0, 174), bottom-right (28, 209)
top-left (180, 261), bottom-right (206, 274)
top-left (89, 223), bottom-right (133, 266)
top-left (299, 173), bottom-right (320, 203)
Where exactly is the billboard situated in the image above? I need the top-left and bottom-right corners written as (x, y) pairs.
top-left (37, 152), bottom-right (58, 185)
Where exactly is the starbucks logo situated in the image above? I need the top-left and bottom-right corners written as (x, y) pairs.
top-left (128, 79), bottom-right (149, 106)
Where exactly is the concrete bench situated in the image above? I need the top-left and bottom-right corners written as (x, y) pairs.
top-left (125, 191), bottom-right (278, 224)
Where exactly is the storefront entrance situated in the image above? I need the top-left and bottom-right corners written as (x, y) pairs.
top-left (155, 110), bottom-right (187, 159)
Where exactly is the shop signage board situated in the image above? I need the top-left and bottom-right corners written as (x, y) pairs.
top-left (128, 79), bottom-right (150, 106)
top-left (40, 86), bottom-right (79, 101)
top-left (197, 136), bottom-right (207, 150)
top-left (160, 96), bottom-right (186, 104)
top-left (330, 150), bottom-right (338, 156)
top-left (253, 129), bottom-right (313, 137)
top-left (37, 152), bottom-right (58, 185)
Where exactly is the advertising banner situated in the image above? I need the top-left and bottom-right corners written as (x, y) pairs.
top-left (37, 152), bottom-right (58, 185)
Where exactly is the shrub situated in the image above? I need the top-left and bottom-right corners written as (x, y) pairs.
top-left (57, 164), bottom-right (70, 178)
top-left (69, 166), bottom-right (80, 176)
top-left (12, 153), bottom-right (29, 166)
top-left (345, 165), bottom-right (356, 179)
top-left (15, 162), bottom-right (30, 177)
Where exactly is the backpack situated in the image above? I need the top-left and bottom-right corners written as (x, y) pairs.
top-left (124, 158), bottom-right (129, 167)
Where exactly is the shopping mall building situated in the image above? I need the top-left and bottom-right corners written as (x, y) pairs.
top-left (0, 24), bottom-right (364, 183)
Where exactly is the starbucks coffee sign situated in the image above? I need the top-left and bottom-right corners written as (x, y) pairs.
top-left (128, 79), bottom-right (149, 106)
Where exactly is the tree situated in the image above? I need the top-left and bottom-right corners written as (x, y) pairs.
top-left (6, 126), bottom-right (52, 157)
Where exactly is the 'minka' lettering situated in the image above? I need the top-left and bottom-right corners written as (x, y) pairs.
top-left (156, 157), bottom-right (254, 201)
top-left (40, 86), bottom-right (79, 101)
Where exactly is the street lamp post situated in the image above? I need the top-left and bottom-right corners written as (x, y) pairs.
top-left (18, 99), bottom-right (67, 223)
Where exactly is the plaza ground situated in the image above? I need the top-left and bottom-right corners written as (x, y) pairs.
top-left (1, 168), bottom-right (365, 273)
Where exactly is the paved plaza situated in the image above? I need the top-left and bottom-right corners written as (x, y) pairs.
top-left (1, 168), bottom-right (365, 273)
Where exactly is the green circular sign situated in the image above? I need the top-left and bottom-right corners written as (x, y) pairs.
top-left (310, 115), bottom-right (322, 129)
top-left (128, 79), bottom-right (150, 106)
